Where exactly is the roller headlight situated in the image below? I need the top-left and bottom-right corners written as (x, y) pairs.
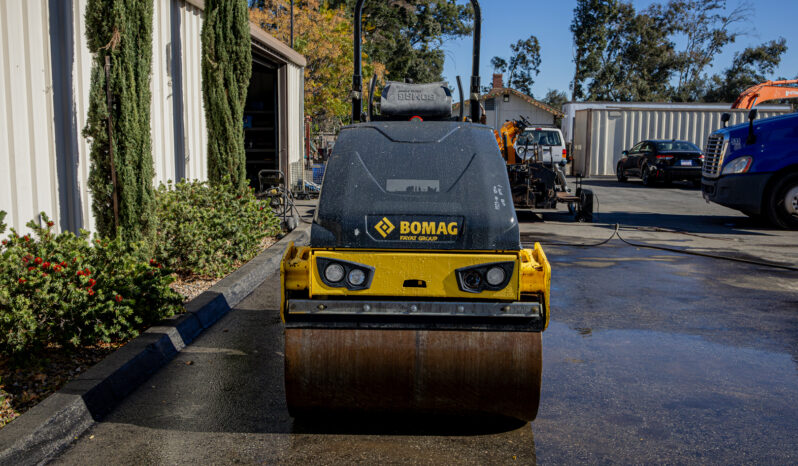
top-left (324, 263), bottom-right (345, 283)
top-left (316, 257), bottom-right (374, 291)
top-left (485, 266), bottom-right (506, 286)
top-left (455, 261), bottom-right (514, 293)
top-left (462, 271), bottom-right (482, 290)
top-left (721, 156), bottom-right (752, 175)
top-left (348, 269), bottom-right (366, 286)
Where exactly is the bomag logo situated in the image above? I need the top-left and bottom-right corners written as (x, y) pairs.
top-left (400, 221), bottom-right (458, 236)
top-left (397, 91), bottom-right (435, 101)
top-left (370, 216), bottom-right (461, 242)
top-left (374, 217), bottom-right (396, 238)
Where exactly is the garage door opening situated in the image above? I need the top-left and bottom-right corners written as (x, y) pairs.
top-left (244, 56), bottom-right (279, 189)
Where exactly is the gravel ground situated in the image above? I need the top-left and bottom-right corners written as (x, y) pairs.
top-left (0, 343), bottom-right (121, 428)
top-left (170, 236), bottom-right (278, 302)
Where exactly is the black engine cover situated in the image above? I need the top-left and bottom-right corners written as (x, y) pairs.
top-left (312, 121), bottom-right (521, 251)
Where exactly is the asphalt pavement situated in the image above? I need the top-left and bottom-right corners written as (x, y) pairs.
top-left (518, 176), bottom-right (798, 267)
top-left (52, 185), bottom-right (798, 464)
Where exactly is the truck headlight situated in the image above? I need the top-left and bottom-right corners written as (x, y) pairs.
top-left (722, 156), bottom-right (752, 175)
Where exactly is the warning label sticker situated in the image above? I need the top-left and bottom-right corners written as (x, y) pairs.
top-left (368, 216), bottom-right (463, 242)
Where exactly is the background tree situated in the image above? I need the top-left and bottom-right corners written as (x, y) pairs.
top-left (83, 0), bottom-right (155, 243)
top-left (325, 0), bottom-right (473, 83)
top-left (490, 56), bottom-right (508, 74)
top-left (250, 0), bottom-right (386, 131)
top-left (507, 36), bottom-right (541, 96)
top-left (591, 3), bottom-right (680, 101)
top-left (491, 35), bottom-right (541, 96)
top-left (542, 89), bottom-right (568, 125)
top-left (704, 38), bottom-right (788, 102)
top-left (570, 0), bottom-right (775, 103)
top-left (202, 0), bottom-right (252, 190)
top-left (570, 0), bottom-right (620, 100)
top-left (667, 0), bottom-right (750, 102)
top-left (542, 89), bottom-right (569, 111)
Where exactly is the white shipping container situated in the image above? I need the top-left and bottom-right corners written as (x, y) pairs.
top-left (570, 106), bottom-right (791, 176)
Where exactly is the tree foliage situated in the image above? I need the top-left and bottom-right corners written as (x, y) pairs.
top-left (542, 89), bottom-right (569, 112)
top-left (490, 56), bottom-right (507, 74)
top-left (83, 0), bottom-right (155, 244)
top-left (250, 0), bottom-right (386, 130)
top-left (602, 4), bottom-right (677, 101)
top-left (667, 0), bottom-right (750, 101)
top-left (704, 38), bottom-right (788, 102)
top-left (202, 0), bottom-right (252, 190)
top-left (569, 0), bottom-right (782, 103)
top-left (508, 36), bottom-right (542, 96)
top-left (577, 1), bottom-right (678, 101)
top-left (491, 35), bottom-right (541, 97)
top-left (570, 0), bottom-right (619, 100)
top-left (325, 0), bottom-right (473, 84)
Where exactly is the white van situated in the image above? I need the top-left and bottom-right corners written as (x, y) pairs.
top-left (514, 127), bottom-right (567, 166)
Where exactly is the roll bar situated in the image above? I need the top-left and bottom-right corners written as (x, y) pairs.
top-left (352, 0), bottom-right (481, 123)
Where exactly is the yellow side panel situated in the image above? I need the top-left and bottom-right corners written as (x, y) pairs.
top-left (310, 251), bottom-right (521, 300)
top-left (520, 243), bottom-right (551, 329)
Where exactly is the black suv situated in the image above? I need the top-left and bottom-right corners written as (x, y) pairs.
top-left (617, 139), bottom-right (703, 186)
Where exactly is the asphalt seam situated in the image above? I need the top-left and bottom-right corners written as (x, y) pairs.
top-left (0, 226), bottom-right (309, 466)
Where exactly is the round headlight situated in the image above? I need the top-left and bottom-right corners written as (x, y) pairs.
top-left (324, 263), bottom-right (345, 283)
top-left (463, 270), bottom-right (482, 290)
top-left (485, 266), bottom-right (506, 286)
top-left (348, 269), bottom-right (366, 286)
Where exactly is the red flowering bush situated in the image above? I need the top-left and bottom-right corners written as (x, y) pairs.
top-left (154, 180), bottom-right (281, 277)
top-left (0, 212), bottom-right (182, 354)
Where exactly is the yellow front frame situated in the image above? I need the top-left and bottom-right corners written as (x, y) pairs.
top-left (281, 244), bottom-right (551, 329)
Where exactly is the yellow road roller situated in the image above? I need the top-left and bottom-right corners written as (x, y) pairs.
top-left (280, 0), bottom-right (551, 422)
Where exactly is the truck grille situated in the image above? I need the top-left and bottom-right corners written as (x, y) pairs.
top-left (702, 134), bottom-right (726, 178)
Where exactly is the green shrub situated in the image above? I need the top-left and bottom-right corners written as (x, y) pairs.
top-left (0, 213), bottom-right (182, 355)
top-left (154, 180), bottom-right (281, 277)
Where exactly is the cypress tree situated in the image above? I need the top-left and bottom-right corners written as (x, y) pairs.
top-left (83, 0), bottom-right (155, 244)
top-left (201, 0), bottom-right (252, 190)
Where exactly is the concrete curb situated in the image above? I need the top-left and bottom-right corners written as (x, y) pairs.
top-left (0, 226), bottom-right (310, 465)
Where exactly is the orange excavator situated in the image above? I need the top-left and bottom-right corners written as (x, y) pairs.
top-left (495, 117), bottom-right (529, 164)
top-left (732, 79), bottom-right (798, 109)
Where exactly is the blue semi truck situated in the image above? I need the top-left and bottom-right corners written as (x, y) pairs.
top-left (701, 110), bottom-right (798, 229)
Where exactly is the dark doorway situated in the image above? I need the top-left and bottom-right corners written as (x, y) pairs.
top-left (244, 57), bottom-right (279, 189)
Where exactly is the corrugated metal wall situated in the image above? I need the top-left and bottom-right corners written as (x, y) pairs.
top-left (178, 0), bottom-right (207, 182)
top-left (73, 0), bottom-right (94, 232)
top-left (574, 108), bottom-right (790, 176)
top-left (0, 0), bottom-right (59, 231)
top-left (150, 0), bottom-right (207, 185)
top-left (286, 63), bottom-right (304, 189)
top-left (1, 0), bottom-right (302, 234)
top-left (151, 0), bottom-right (178, 186)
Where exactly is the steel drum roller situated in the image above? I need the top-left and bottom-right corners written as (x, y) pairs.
top-left (285, 329), bottom-right (542, 421)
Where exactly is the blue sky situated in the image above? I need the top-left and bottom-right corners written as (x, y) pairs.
top-left (441, 0), bottom-right (798, 100)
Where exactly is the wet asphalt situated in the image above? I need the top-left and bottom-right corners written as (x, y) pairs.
top-left (52, 188), bottom-right (798, 464)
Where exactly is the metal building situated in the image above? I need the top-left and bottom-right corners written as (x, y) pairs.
top-left (0, 0), bottom-right (306, 234)
top-left (563, 102), bottom-right (791, 176)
